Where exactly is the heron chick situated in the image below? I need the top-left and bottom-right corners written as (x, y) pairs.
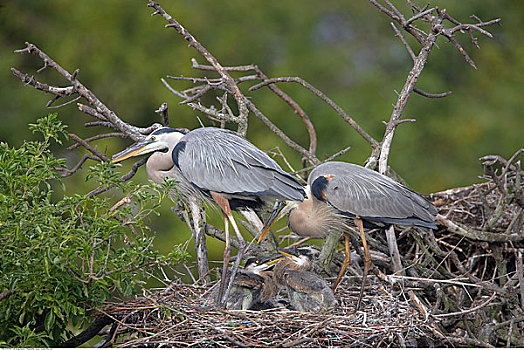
top-left (274, 249), bottom-right (337, 313)
top-left (259, 161), bottom-right (437, 309)
top-left (209, 254), bottom-right (283, 310)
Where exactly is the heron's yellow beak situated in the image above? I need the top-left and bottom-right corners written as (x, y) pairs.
top-left (265, 256), bottom-right (285, 266)
top-left (277, 250), bottom-right (293, 259)
top-left (111, 139), bottom-right (151, 163)
top-left (257, 201), bottom-right (286, 244)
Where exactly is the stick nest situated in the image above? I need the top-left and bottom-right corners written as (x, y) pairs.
top-left (100, 280), bottom-right (439, 348)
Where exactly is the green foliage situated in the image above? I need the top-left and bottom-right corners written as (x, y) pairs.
top-left (0, 114), bottom-right (188, 347)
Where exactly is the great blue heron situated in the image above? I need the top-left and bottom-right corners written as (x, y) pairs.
top-left (112, 126), bottom-right (306, 301)
top-left (274, 249), bottom-right (337, 313)
top-left (258, 161), bottom-right (437, 309)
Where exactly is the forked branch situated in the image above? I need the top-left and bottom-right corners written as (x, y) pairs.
top-left (148, 0), bottom-right (249, 135)
top-left (368, 2), bottom-right (500, 173)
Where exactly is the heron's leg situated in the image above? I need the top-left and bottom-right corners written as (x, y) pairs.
top-left (228, 214), bottom-right (246, 249)
top-left (218, 215), bottom-right (230, 303)
top-left (220, 213), bottom-right (249, 306)
top-left (332, 231), bottom-right (351, 291)
top-left (210, 191), bottom-right (247, 306)
top-left (210, 191), bottom-right (246, 248)
top-left (355, 217), bottom-right (371, 310)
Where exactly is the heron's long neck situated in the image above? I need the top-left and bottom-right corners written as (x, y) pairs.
top-left (288, 198), bottom-right (346, 239)
top-left (146, 150), bottom-right (175, 184)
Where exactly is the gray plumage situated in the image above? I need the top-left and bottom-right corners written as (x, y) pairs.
top-left (284, 270), bottom-right (337, 313)
top-left (173, 127), bottom-right (305, 207)
top-left (259, 160), bottom-right (438, 310)
top-left (209, 255), bottom-right (281, 310)
top-left (208, 269), bottom-right (264, 310)
top-left (308, 161), bottom-right (437, 229)
top-left (274, 250), bottom-right (337, 313)
top-left (112, 126), bottom-right (306, 305)
top-left (112, 126), bottom-right (306, 208)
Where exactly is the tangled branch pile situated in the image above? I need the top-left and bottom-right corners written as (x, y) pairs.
top-left (100, 281), bottom-right (437, 347)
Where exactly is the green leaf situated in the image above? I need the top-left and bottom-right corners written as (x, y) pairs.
top-left (18, 312), bottom-right (25, 325)
top-left (44, 257), bottom-right (50, 276)
top-left (44, 311), bottom-right (55, 333)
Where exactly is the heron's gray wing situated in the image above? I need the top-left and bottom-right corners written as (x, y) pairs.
top-left (310, 161), bottom-right (436, 225)
top-left (173, 127), bottom-right (304, 201)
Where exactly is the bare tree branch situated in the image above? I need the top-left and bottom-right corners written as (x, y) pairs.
top-left (148, 1), bottom-right (249, 135)
top-left (11, 67), bottom-right (75, 96)
top-left (391, 22), bottom-right (416, 62)
top-left (13, 42), bottom-right (149, 141)
top-left (55, 154), bottom-right (100, 178)
top-left (68, 133), bottom-right (108, 162)
top-left (250, 77), bottom-right (378, 148)
top-left (67, 133), bottom-right (125, 151)
top-left (413, 87), bottom-right (452, 98)
top-left (188, 61), bottom-right (319, 165)
top-left (376, 12), bottom-right (443, 174)
top-left (155, 102), bottom-right (170, 127)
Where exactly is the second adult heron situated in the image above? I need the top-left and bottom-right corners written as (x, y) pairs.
top-left (258, 161), bottom-right (437, 309)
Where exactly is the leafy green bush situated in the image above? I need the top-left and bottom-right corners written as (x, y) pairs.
top-left (0, 114), bottom-right (187, 347)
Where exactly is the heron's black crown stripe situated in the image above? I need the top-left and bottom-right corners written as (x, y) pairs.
top-left (311, 176), bottom-right (329, 202)
top-left (244, 257), bottom-right (260, 267)
top-left (171, 140), bottom-right (187, 168)
top-left (151, 127), bottom-right (188, 136)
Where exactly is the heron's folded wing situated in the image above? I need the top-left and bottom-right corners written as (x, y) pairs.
top-left (174, 127), bottom-right (305, 201)
top-left (310, 161), bottom-right (436, 224)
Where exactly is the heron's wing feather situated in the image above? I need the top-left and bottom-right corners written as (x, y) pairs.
top-left (174, 128), bottom-right (304, 201)
top-left (310, 161), bottom-right (436, 223)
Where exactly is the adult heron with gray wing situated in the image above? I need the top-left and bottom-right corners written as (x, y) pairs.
top-left (112, 126), bottom-right (306, 302)
top-left (258, 161), bottom-right (437, 309)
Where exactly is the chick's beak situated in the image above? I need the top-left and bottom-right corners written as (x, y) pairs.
top-left (265, 256), bottom-right (285, 266)
top-left (278, 250), bottom-right (294, 259)
top-left (257, 201), bottom-right (286, 244)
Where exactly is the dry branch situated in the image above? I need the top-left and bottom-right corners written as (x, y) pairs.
top-left (369, 2), bottom-right (500, 174)
top-left (249, 77), bottom-right (378, 148)
top-left (148, 1), bottom-right (249, 135)
top-left (13, 42), bottom-right (146, 141)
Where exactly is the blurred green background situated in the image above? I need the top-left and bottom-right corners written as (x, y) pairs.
top-left (1, 1), bottom-right (522, 270)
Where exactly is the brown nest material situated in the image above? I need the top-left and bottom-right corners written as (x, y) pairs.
top-left (99, 279), bottom-right (440, 348)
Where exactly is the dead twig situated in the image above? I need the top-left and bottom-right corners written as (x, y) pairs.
top-left (148, 1), bottom-right (249, 135)
top-left (249, 77), bottom-right (378, 148)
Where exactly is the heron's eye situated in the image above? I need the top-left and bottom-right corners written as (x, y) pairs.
top-left (151, 136), bottom-right (156, 141)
